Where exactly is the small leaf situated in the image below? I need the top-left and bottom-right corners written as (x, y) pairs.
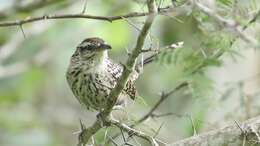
top-left (203, 58), bottom-right (222, 67)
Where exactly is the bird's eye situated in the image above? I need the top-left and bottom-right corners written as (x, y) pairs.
top-left (78, 46), bottom-right (89, 53)
top-left (88, 44), bottom-right (98, 50)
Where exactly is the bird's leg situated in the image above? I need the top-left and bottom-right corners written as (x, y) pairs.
top-left (73, 119), bottom-right (88, 146)
top-left (96, 111), bottom-right (110, 127)
top-left (96, 112), bottom-right (104, 127)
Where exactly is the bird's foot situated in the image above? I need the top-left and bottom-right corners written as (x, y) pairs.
top-left (96, 112), bottom-right (110, 127)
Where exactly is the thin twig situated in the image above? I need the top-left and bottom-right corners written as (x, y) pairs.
top-left (19, 25), bottom-right (26, 38)
top-left (108, 136), bottom-right (120, 146)
top-left (153, 122), bottom-right (164, 138)
top-left (121, 16), bottom-right (142, 32)
top-left (135, 82), bottom-right (188, 125)
top-left (0, 4), bottom-right (188, 27)
top-left (110, 119), bottom-right (159, 146)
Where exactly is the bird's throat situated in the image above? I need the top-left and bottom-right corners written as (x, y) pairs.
top-left (81, 51), bottom-right (108, 69)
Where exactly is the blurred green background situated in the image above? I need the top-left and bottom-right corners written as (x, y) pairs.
top-left (0, 0), bottom-right (260, 146)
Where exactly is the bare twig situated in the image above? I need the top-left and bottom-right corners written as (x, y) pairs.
top-left (108, 136), bottom-right (120, 146)
top-left (135, 82), bottom-right (188, 125)
top-left (110, 119), bottom-right (159, 146)
top-left (153, 122), bottom-right (164, 138)
top-left (138, 41), bottom-right (184, 67)
top-left (19, 25), bottom-right (26, 38)
top-left (0, 4), bottom-right (188, 27)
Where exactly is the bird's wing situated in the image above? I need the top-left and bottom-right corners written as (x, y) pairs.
top-left (106, 59), bottom-right (138, 100)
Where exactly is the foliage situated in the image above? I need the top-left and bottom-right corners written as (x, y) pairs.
top-left (0, 0), bottom-right (259, 146)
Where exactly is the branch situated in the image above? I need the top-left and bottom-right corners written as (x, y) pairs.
top-left (135, 82), bottom-right (188, 125)
top-left (192, 0), bottom-right (259, 47)
top-left (103, 0), bottom-right (157, 116)
top-left (110, 119), bottom-right (159, 146)
top-left (172, 116), bottom-right (260, 146)
top-left (0, 3), bottom-right (189, 27)
top-left (78, 0), bottom-right (157, 145)
top-left (138, 41), bottom-right (184, 67)
top-left (107, 7), bottom-right (260, 143)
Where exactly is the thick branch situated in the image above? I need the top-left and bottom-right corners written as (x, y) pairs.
top-left (103, 0), bottom-right (157, 118)
top-left (172, 116), bottom-right (260, 146)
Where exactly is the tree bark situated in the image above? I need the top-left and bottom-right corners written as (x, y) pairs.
top-left (172, 116), bottom-right (260, 146)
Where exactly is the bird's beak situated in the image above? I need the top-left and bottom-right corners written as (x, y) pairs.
top-left (100, 44), bottom-right (112, 50)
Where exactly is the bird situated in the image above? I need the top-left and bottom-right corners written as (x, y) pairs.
top-left (66, 37), bottom-right (138, 112)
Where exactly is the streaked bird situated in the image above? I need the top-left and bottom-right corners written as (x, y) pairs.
top-left (66, 37), bottom-right (138, 111)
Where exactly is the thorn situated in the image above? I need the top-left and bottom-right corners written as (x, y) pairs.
top-left (120, 128), bottom-right (127, 143)
top-left (187, 114), bottom-right (197, 136)
top-left (103, 127), bottom-right (108, 142)
top-left (125, 47), bottom-right (131, 56)
top-left (108, 136), bottom-right (119, 146)
top-left (200, 48), bottom-right (207, 58)
top-left (81, 0), bottom-right (87, 14)
top-left (140, 53), bottom-right (144, 73)
top-left (234, 120), bottom-right (245, 134)
top-left (91, 136), bottom-right (95, 145)
top-left (19, 25), bottom-right (26, 38)
top-left (73, 119), bottom-right (86, 135)
top-left (153, 122), bottom-right (164, 138)
top-left (79, 119), bottom-right (86, 131)
top-left (121, 16), bottom-right (142, 32)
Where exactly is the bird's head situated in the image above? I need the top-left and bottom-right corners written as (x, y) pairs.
top-left (76, 37), bottom-right (111, 60)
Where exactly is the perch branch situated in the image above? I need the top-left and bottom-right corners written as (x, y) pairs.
top-left (77, 0), bottom-right (157, 145)
top-left (110, 119), bottom-right (159, 146)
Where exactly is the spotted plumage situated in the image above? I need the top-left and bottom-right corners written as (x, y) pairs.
top-left (66, 37), bottom-right (138, 111)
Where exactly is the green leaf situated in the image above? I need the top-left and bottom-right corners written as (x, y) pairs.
top-left (203, 58), bottom-right (222, 67)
